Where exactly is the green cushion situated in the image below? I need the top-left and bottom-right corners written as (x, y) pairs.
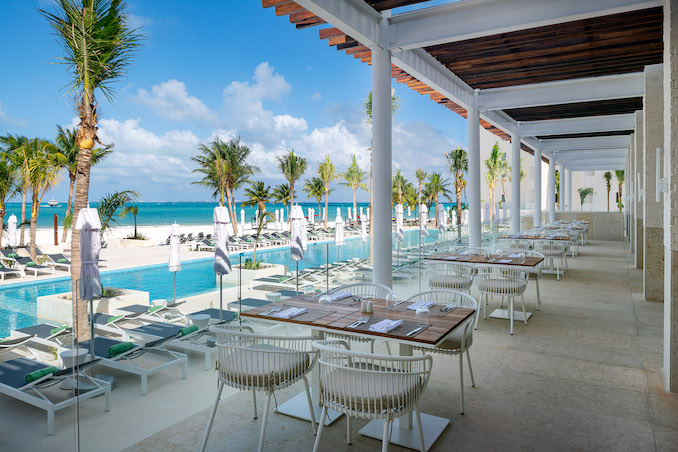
top-left (278, 276), bottom-right (291, 283)
top-left (49, 325), bottom-right (68, 336)
top-left (108, 342), bottom-right (135, 358)
top-left (8, 253), bottom-right (17, 258)
top-left (147, 305), bottom-right (163, 314)
top-left (0, 337), bottom-right (9, 344)
top-left (178, 325), bottom-right (198, 337)
top-left (106, 315), bottom-right (123, 324)
top-left (57, 258), bottom-right (68, 263)
top-left (25, 262), bottom-right (36, 267)
top-left (25, 366), bottom-right (59, 384)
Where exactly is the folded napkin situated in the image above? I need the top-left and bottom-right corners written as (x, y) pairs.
top-left (328, 291), bottom-right (351, 301)
top-left (498, 259), bottom-right (512, 264)
top-left (459, 250), bottom-right (471, 255)
top-left (546, 236), bottom-right (555, 239)
top-left (508, 253), bottom-right (522, 258)
top-left (407, 300), bottom-right (434, 311)
top-left (444, 256), bottom-right (458, 261)
top-left (275, 307), bottom-right (308, 319)
top-left (369, 319), bottom-right (403, 333)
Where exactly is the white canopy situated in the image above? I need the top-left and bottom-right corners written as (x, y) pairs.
top-left (213, 206), bottom-right (231, 275)
top-left (169, 223), bottom-right (181, 272)
top-left (395, 204), bottom-right (404, 242)
top-left (75, 208), bottom-right (102, 301)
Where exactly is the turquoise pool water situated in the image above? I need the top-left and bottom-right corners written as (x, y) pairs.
top-left (0, 229), bottom-right (440, 336)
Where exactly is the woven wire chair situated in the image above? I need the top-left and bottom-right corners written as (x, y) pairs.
top-left (312, 340), bottom-right (432, 452)
top-left (326, 283), bottom-right (393, 354)
top-left (533, 240), bottom-right (567, 280)
top-left (200, 325), bottom-right (318, 452)
top-left (405, 290), bottom-right (478, 414)
top-left (557, 228), bottom-right (580, 258)
top-left (427, 263), bottom-right (474, 294)
top-left (476, 265), bottom-right (529, 335)
top-left (497, 238), bottom-right (532, 250)
top-left (497, 249), bottom-right (544, 309)
top-left (457, 246), bottom-right (492, 257)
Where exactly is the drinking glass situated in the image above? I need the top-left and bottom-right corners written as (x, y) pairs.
top-left (385, 294), bottom-right (397, 310)
top-left (415, 307), bottom-right (430, 327)
top-left (318, 295), bottom-right (332, 310)
top-left (304, 285), bottom-right (316, 296)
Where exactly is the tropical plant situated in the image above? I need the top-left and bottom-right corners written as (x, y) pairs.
top-left (318, 155), bottom-right (337, 229)
top-left (97, 190), bottom-right (140, 238)
top-left (520, 158), bottom-right (526, 182)
top-left (0, 134), bottom-right (30, 245)
top-left (272, 183), bottom-right (291, 223)
top-left (484, 143), bottom-right (509, 226)
top-left (445, 147), bottom-right (468, 237)
top-left (615, 170), bottom-right (625, 212)
top-left (555, 170), bottom-right (560, 207)
top-left (241, 181), bottom-right (271, 227)
top-left (578, 187), bottom-right (594, 211)
top-left (340, 155), bottom-right (367, 225)
top-left (392, 169), bottom-right (407, 205)
top-left (40, 0), bottom-right (143, 339)
top-left (603, 171), bottom-right (613, 212)
top-left (55, 125), bottom-right (112, 242)
top-left (415, 168), bottom-right (427, 222)
top-left (303, 177), bottom-right (325, 219)
top-left (0, 155), bottom-right (19, 247)
top-left (402, 184), bottom-right (418, 213)
top-left (120, 204), bottom-right (140, 238)
top-left (277, 149), bottom-right (308, 221)
top-left (424, 172), bottom-right (452, 227)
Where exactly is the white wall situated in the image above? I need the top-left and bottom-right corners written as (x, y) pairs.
top-left (570, 170), bottom-right (620, 212)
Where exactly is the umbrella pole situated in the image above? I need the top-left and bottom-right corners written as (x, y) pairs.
top-left (397, 241), bottom-right (400, 268)
top-left (326, 243), bottom-right (329, 293)
top-left (173, 272), bottom-right (176, 303)
top-left (418, 235), bottom-right (422, 292)
top-left (239, 254), bottom-right (242, 326)
top-left (219, 275), bottom-right (223, 322)
top-left (296, 261), bottom-right (299, 296)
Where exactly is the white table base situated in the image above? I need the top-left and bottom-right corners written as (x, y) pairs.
top-left (489, 309), bottom-right (532, 322)
top-left (359, 413), bottom-right (449, 451)
top-left (275, 390), bottom-right (343, 426)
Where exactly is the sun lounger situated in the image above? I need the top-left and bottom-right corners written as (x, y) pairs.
top-left (0, 334), bottom-right (36, 355)
top-left (0, 261), bottom-right (23, 280)
top-left (187, 308), bottom-right (236, 324)
top-left (115, 300), bottom-right (187, 323)
top-left (248, 274), bottom-right (296, 290)
top-left (12, 323), bottom-right (72, 348)
top-left (15, 256), bottom-right (55, 276)
top-left (196, 239), bottom-right (215, 251)
top-left (226, 297), bottom-right (271, 311)
top-left (0, 357), bottom-right (111, 435)
top-left (43, 253), bottom-right (71, 271)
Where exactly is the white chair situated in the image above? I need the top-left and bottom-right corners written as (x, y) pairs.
top-left (497, 249), bottom-right (544, 309)
top-left (311, 340), bottom-right (432, 452)
top-left (533, 240), bottom-right (566, 280)
top-left (427, 263), bottom-right (474, 294)
top-left (476, 265), bottom-right (529, 335)
top-left (326, 283), bottom-right (393, 354)
top-left (497, 238), bottom-right (531, 250)
top-left (458, 246), bottom-right (491, 257)
top-left (406, 290), bottom-right (477, 414)
top-left (557, 229), bottom-right (580, 258)
top-left (200, 325), bottom-right (318, 452)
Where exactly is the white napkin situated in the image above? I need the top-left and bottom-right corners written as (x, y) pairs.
top-left (328, 292), bottom-right (351, 301)
top-left (444, 256), bottom-right (458, 261)
top-left (508, 253), bottom-right (522, 258)
top-left (274, 307), bottom-right (308, 319)
top-left (498, 259), bottom-right (512, 264)
top-left (546, 236), bottom-right (555, 239)
top-left (459, 250), bottom-right (471, 255)
top-left (369, 319), bottom-right (403, 333)
top-left (407, 300), bottom-right (434, 311)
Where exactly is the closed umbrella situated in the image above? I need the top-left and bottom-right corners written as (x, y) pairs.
top-left (503, 202), bottom-right (509, 223)
top-left (438, 205), bottom-right (446, 234)
top-left (334, 213), bottom-right (345, 247)
top-left (75, 207), bottom-right (102, 361)
top-left (290, 205), bottom-right (304, 294)
top-left (419, 203), bottom-right (429, 238)
top-left (360, 214), bottom-right (367, 242)
top-left (395, 204), bottom-right (404, 267)
top-left (407, 205), bottom-right (411, 217)
top-left (347, 207), bottom-right (352, 224)
top-left (353, 207), bottom-right (357, 223)
top-left (240, 209), bottom-right (245, 235)
top-left (169, 223), bottom-right (181, 303)
top-left (7, 214), bottom-right (17, 247)
top-left (214, 206), bottom-right (232, 322)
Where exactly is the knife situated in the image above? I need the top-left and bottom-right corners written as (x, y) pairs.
top-left (405, 326), bottom-right (424, 337)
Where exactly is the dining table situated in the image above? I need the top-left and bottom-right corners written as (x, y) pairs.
top-left (241, 293), bottom-right (475, 451)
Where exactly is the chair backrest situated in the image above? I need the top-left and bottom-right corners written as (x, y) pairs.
top-left (211, 325), bottom-right (317, 392)
top-left (533, 240), bottom-right (566, 253)
top-left (329, 282), bottom-right (393, 299)
top-left (497, 249), bottom-right (544, 260)
top-left (312, 340), bottom-right (432, 420)
top-left (427, 262), bottom-right (474, 279)
top-left (476, 264), bottom-right (528, 295)
top-left (405, 289), bottom-right (478, 310)
top-left (497, 238), bottom-right (531, 250)
top-left (458, 247), bottom-right (491, 257)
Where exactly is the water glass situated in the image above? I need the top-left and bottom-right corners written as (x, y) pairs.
top-left (304, 285), bottom-right (316, 296)
top-left (318, 295), bottom-right (332, 310)
top-left (385, 294), bottom-right (397, 310)
top-left (415, 307), bottom-right (430, 327)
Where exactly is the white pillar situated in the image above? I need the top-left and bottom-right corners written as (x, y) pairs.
top-left (533, 148), bottom-right (542, 227)
top-left (566, 168), bottom-right (572, 211)
top-left (511, 132), bottom-right (521, 233)
top-left (371, 43), bottom-right (392, 287)
top-left (467, 100), bottom-right (482, 247)
top-left (559, 164), bottom-right (566, 212)
top-left (548, 156), bottom-right (556, 223)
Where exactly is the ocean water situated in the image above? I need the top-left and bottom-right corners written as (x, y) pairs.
top-left (5, 201), bottom-right (460, 229)
top-left (0, 229), bottom-right (440, 336)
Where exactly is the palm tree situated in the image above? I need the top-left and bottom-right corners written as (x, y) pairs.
top-left (55, 125), bottom-right (112, 242)
top-left (392, 170), bottom-right (407, 205)
top-left (40, 0), bottom-right (142, 339)
top-left (318, 156), bottom-right (337, 229)
top-left (241, 181), bottom-right (271, 227)
top-left (425, 172), bottom-right (452, 227)
top-left (223, 137), bottom-right (258, 235)
top-left (484, 143), bottom-right (508, 226)
top-left (415, 168), bottom-right (427, 223)
top-left (402, 185), bottom-right (418, 214)
top-left (0, 134), bottom-right (31, 246)
top-left (578, 187), bottom-right (594, 211)
top-left (340, 155), bottom-right (367, 226)
top-left (0, 154), bottom-right (19, 247)
top-left (27, 138), bottom-right (65, 259)
top-left (445, 147), bottom-right (468, 237)
top-left (615, 170), bottom-right (625, 212)
top-left (272, 183), bottom-right (291, 223)
top-left (603, 171), bottom-right (613, 212)
top-left (303, 177), bottom-right (325, 219)
top-left (97, 190), bottom-right (140, 238)
top-left (277, 149), bottom-right (307, 212)
top-left (120, 204), bottom-right (139, 238)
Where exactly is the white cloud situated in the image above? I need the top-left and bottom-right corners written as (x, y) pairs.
top-left (0, 101), bottom-right (28, 128)
top-left (132, 80), bottom-right (219, 124)
top-left (310, 92), bottom-right (322, 102)
top-left (127, 14), bottom-right (152, 30)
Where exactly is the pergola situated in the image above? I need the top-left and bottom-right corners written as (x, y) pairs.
top-left (262, 0), bottom-right (678, 392)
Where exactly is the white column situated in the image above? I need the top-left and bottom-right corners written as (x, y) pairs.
top-left (468, 101), bottom-right (482, 247)
top-left (533, 148), bottom-right (542, 227)
top-left (371, 44), bottom-right (392, 288)
top-left (566, 169), bottom-right (572, 211)
top-left (548, 156), bottom-right (556, 223)
top-left (559, 164), bottom-right (566, 212)
top-left (511, 131), bottom-right (521, 233)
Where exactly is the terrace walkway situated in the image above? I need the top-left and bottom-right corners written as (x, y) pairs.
top-left (127, 240), bottom-right (677, 451)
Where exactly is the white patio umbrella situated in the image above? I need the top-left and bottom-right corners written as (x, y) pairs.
top-left (495, 203), bottom-right (500, 229)
top-left (75, 207), bottom-right (102, 361)
top-left (7, 214), bottom-right (17, 247)
top-left (503, 202), bottom-right (509, 223)
top-left (451, 210), bottom-right (458, 227)
top-left (169, 223), bottom-right (181, 303)
top-left (347, 207), bottom-right (352, 224)
top-left (290, 205), bottom-right (305, 293)
top-left (395, 204), bottom-right (404, 267)
top-left (353, 207), bottom-right (357, 223)
top-left (240, 209), bottom-right (245, 235)
top-left (360, 214), bottom-right (367, 242)
top-left (334, 212), bottom-right (345, 288)
top-left (407, 205), bottom-right (411, 217)
top-left (419, 203), bottom-right (429, 238)
top-left (214, 206), bottom-right (232, 322)
top-left (438, 207), bottom-right (447, 233)
top-left (483, 203), bottom-right (489, 225)
top-left (308, 207), bottom-right (313, 225)
top-left (367, 207), bottom-right (370, 224)
top-left (359, 206), bottom-right (363, 219)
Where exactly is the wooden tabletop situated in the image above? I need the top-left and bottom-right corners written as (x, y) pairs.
top-left (497, 235), bottom-right (570, 241)
top-left (240, 295), bottom-right (475, 346)
top-left (425, 252), bottom-right (544, 267)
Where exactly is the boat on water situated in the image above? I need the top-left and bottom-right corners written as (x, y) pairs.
top-left (47, 199), bottom-right (60, 207)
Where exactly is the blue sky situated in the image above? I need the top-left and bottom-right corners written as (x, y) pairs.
top-left (0, 0), bottom-right (468, 202)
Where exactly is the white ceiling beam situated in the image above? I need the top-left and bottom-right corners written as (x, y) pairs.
top-left (541, 136), bottom-right (630, 151)
top-left (295, 0), bottom-right (383, 47)
top-left (568, 163), bottom-right (626, 170)
top-left (479, 73), bottom-right (644, 110)
top-left (520, 114), bottom-right (635, 136)
top-left (388, 0), bottom-right (660, 50)
top-left (556, 154), bottom-right (627, 162)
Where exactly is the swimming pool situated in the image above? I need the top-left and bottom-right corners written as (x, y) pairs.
top-left (0, 229), bottom-right (440, 336)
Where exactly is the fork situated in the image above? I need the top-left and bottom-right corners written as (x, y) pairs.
top-left (261, 305), bottom-right (282, 316)
top-left (347, 316), bottom-right (369, 328)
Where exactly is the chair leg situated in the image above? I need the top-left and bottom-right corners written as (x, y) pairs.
top-left (466, 349), bottom-right (476, 387)
top-left (252, 390), bottom-right (258, 419)
top-left (302, 376), bottom-right (317, 435)
top-left (200, 380), bottom-right (225, 452)
top-left (535, 277), bottom-right (541, 310)
top-left (346, 415), bottom-right (352, 445)
top-left (520, 295), bottom-right (527, 324)
top-left (258, 391), bottom-right (273, 452)
top-left (509, 297), bottom-right (514, 335)
top-left (482, 294), bottom-right (488, 319)
top-left (458, 352), bottom-right (465, 415)
top-left (415, 401), bottom-right (426, 452)
top-left (312, 406), bottom-right (328, 452)
top-left (385, 341), bottom-right (392, 355)
top-left (370, 339), bottom-right (375, 353)
top-left (382, 417), bottom-right (391, 452)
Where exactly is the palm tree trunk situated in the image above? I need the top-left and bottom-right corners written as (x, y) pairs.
top-left (0, 207), bottom-right (5, 248)
top-left (133, 213), bottom-right (137, 237)
top-left (227, 188), bottom-right (238, 236)
top-left (324, 189), bottom-right (329, 229)
top-left (435, 197), bottom-right (439, 228)
top-left (61, 175), bottom-right (76, 242)
top-left (29, 192), bottom-right (39, 260)
top-left (289, 183), bottom-right (295, 232)
top-left (352, 188), bottom-right (357, 227)
top-left (317, 199), bottom-right (322, 224)
top-left (19, 190), bottom-right (27, 246)
top-left (607, 188), bottom-right (610, 212)
top-left (456, 180), bottom-right (462, 239)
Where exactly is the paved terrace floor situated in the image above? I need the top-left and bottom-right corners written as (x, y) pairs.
top-left (126, 240), bottom-right (678, 451)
